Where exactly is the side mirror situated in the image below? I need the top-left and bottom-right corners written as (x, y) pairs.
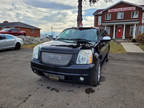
top-left (102, 36), bottom-right (111, 42)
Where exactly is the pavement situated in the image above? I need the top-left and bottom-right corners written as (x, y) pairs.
top-left (0, 49), bottom-right (144, 108)
top-left (121, 42), bottom-right (144, 53)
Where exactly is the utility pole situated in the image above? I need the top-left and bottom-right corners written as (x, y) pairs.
top-left (51, 26), bottom-right (53, 36)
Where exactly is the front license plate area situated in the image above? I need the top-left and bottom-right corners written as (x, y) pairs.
top-left (45, 73), bottom-right (64, 80)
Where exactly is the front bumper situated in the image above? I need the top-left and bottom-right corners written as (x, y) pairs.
top-left (31, 59), bottom-right (95, 83)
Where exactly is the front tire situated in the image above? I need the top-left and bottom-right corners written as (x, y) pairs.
top-left (90, 60), bottom-right (101, 86)
top-left (105, 54), bottom-right (109, 62)
top-left (15, 43), bottom-right (21, 50)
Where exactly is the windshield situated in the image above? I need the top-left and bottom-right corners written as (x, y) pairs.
top-left (1, 28), bottom-right (11, 32)
top-left (57, 28), bottom-right (98, 42)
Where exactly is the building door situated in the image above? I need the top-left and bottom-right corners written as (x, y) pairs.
top-left (116, 27), bottom-right (123, 38)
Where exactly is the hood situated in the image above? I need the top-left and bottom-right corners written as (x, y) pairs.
top-left (40, 40), bottom-right (95, 49)
top-left (40, 40), bottom-right (80, 53)
top-left (40, 40), bottom-right (78, 48)
top-left (39, 40), bottom-right (95, 54)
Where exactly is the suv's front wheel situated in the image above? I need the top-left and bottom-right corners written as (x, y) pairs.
top-left (90, 60), bottom-right (101, 86)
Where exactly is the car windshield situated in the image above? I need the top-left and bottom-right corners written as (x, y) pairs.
top-left (1, 28), bottom-right (11, 32)
top-left (57, 28), bottom-right (98, 42)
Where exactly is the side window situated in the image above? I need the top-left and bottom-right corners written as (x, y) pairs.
top-left (0, 35), bottom-right (6, 40)
top-left (6, 35), bottom-right (14, 39)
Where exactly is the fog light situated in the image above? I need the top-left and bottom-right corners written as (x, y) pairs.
top-left (80, 77), bottom-right (84, 82)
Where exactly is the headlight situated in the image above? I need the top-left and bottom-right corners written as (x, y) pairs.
top-left (76, 50), bottom-right (93, 64)
top-left (32, 45), bottom-right (40, 59)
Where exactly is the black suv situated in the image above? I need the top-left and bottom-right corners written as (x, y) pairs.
top-left (31, 27), bottom-right (111, 86)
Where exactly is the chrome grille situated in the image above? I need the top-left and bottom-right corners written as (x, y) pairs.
top-left (41, 52), bottom-right (72, 66)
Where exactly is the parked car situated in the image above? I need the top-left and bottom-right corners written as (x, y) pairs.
top-left (0, 34), bottom-right (23, 50)
top-left (31, 27), bottom-right (111, 86)
top-left (0, 28), bottom-right (26, 36)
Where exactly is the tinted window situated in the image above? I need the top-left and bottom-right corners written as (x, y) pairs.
top-left (57, 28), bottom-right (98, 42)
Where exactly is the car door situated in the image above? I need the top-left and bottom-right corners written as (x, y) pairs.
top-left (5, 35), bottom-right (16, 48)
top-left (0, 35), bottom-right (7, 50)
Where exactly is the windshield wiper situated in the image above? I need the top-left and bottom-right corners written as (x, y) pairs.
top-left (69, 38), bottom-right (90, 42)
top-left (57, 38), bottom-right (73, 40)
top-left (57, 38), bottom-right (93, 45)
top-left (69, 38), bottom-right (94, 45)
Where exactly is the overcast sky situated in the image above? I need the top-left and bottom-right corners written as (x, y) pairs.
top-left (0, 0), bottom-right (143, 33)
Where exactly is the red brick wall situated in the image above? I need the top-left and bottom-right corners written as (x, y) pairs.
top-left (16, 27), bottom-right (40, 37)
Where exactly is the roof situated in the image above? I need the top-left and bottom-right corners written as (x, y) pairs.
top-left (63, 27), bottom-right (103, 31)
top-left (140, 5), bottom-right (144, 7)
top-left (93, 9), bottom-right (104, 15)
top-left (93, 1), bottom-right (144, 15)
top-left (0, 22), bottom-right (40, 30)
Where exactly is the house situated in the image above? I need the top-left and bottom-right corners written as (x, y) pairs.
top-left (93, 1), bottom-right (144, 39)
top-left (0, 21), bottom-right (40, 37)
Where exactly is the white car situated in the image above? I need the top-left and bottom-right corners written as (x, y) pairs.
top-left (0, 34), bottom-right (23, 50)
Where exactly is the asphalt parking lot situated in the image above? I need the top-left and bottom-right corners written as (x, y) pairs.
top-left (0, 49), bottom-right (144, 108)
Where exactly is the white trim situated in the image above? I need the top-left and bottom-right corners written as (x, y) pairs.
top-left (105, 26), bottom-right (107, 30)
top-left (113, 25), bottom-right (116, 39)
top-left (122, 24), bottom-right (126, 39)
top-left (102, 21), bottom-right (139, 25)
top-left (133, 24), bottom-right (136, 39)
top-left (142, 12), bottom-right (144, 24)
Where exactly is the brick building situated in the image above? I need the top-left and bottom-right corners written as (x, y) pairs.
top-left (0, 21), bottom-right (40, 37)
top-left (93, 1), bottom-right (144, 39)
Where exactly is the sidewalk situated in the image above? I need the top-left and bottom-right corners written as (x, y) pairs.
top-left (121, 42), bottom-right (144, 53)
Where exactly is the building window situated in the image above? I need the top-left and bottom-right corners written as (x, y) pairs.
top-left (142, 12), bottom-right (144, 24)
top-left (131, 11), bottom-right (139, 18)
top-left (106, 27), bottom-right (110, 35)
top-left (98, 16), bottom-right (102, 25)
top-left (138, 25), bottom-right (144, 34)
top-left (117, 12), bottom-right (124, 19)
top-left (105, 13), bottom-right (111, 20)
top-left (130, 26), bottom-right (134, 36)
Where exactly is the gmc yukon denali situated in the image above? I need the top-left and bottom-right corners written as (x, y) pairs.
top-left (31, 27), bottom-right (111, 86)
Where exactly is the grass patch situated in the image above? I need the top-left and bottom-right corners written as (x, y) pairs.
top-left (138, 43), bottom-right (144, 51)
top-left (110, 40), bottom-right (126, 54)
top-left (22, 43), bottom-right (40, 48)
